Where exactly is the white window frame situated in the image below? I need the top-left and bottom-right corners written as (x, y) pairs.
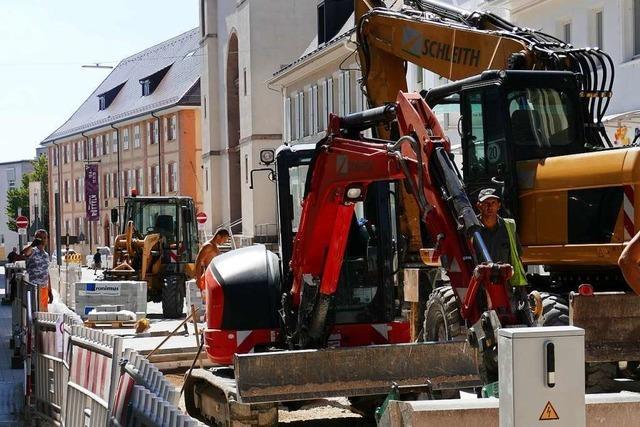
top-left (111, 131), bottom-right (118, 153)
top-left (311, 85), bottom-right (319, 135)
top-left (134, 125), bottom-right (141, 148)
top-left (169, 115), bottom-right (177, 140)
top-left (123, 128), bottom-right (129, 150)
top-left (283, 97), bottom-right (292, 142)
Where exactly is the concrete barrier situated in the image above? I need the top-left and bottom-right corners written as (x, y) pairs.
top-left (379, 392), bottom-right (640, 427)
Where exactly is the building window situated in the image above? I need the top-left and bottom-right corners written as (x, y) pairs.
top-left (298, 91), bottom-right (306, 139)
top-left (310, 85), bottom-right (318, 135)
top-left (168, 163), bottom-right (177, 192)
top-left (123, 170), bottom-right (130, 196)
top-left (123, 128), bottom-right (129, 150)
top-left (6, 168), bottom-right (15, 189)
top-left (65, 220), bottom-right (70, 235)
top-left (80, 177), bottom-right (84, 202)
top-left (593, 10), bottom-right (603, 49)
top-left (205, 168), bottom-right (209, 191)
top-left (113, 172), bottom-right (119, 198)
top-left (325, 78), bottom-right (333, 125)
top-left (111, 131), bottom-right (118, 153)
top-left (169, 115), bottom-right (177, 140)
top-left (52, 148), bottom-right (58, 166)
top-left (133, 168), bottom-right (140, 193)
top-left (294, 92), bottom-right (301, 140)
top-left (74, 217), bottom-right (80, 236)
top-left (74, 179), bottom-right (79, 202)
top-left (82, 140), bottom-right (87, 160)
top-left (103, 174), bottom-right (109, 200)
top-left (102, 134), bottom-right (109, 155)
top-left (64, 145), bottom-right (69, 164)
top-left (74, 142), bottom-right (78, 162)
top-left (283, 97), bottom-right (292, 142)
top-left (132, 125), bottom-right (140, 148)
top-left (64, 180), bottom-right (69, 204)
top-left (338, 71), bottom-right (350, 115)
top-left (416, 66), bottom-right (423, 90)
top-left (91, 138), bottom-right (97, 158)
top-left (303, 88), bottom-right (310, 137)
top-left (243, 67), bottom-right (247, 96)
top-left (244, 155), bottom-right (248, 184)
top-left (148, 121), bottom-right (158, 145)
top-left (151, 166), bottom-right (159, 194)
top-left (562, 21), bottom-right (571, 44)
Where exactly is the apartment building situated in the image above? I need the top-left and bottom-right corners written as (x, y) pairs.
top-left (0, 160), bottom-right (34, 255)
top-left (41, 29), bottom-right (202, 255)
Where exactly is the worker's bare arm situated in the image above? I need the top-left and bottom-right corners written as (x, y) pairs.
top-left (619, 231), bottom-right (640, 295)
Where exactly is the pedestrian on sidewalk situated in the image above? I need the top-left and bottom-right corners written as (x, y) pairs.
top-left (21, 229), bottom-right (53, 311)
top-left (195, 229), bottom-right (230, 291)
top-left (93, 249), bottom-right (102, 271)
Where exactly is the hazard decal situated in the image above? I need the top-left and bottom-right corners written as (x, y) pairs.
top-left (539, 401), bottom-right (559, 421)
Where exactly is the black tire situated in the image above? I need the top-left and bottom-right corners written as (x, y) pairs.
top-left (423, 286), bottom-right (462, 342)
top-left (538, 292), bottom-right (570, 326)
top-left (162, 275), bottom-right (185, 319)
top-left (539, 293), bottom-right (619, 393)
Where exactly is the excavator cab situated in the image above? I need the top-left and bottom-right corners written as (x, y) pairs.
top-left (274, 144), bottom-right (400, 325)
top-left (426, 70), bottom-right (587, 218)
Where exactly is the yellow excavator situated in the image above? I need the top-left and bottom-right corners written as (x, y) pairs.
top-left (356, 0), bottom-right (639, 386)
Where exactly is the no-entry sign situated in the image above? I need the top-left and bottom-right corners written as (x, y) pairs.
top-left (16, 215), bottom-right (28, 229)
top-left (196, 212), bottom-right (207, 224)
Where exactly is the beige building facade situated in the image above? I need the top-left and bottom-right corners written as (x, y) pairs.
top-left (199, 0), bottom-right (317, 242)
top-left (42, 29), bottom-right (202, 256)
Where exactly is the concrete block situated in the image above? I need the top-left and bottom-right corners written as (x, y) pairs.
top-left (95, 304), bottom-right (123, 312)
top-left (379, 392), bottom-right (640, 427)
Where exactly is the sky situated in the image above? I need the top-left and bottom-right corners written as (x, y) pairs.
top-left (0, 0), bottom-right (199, 163)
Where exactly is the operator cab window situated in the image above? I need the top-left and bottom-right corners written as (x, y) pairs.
top-left (507, 87), bottom-right (577, 150)
top-left (462, 88), bottom-right (507, 184)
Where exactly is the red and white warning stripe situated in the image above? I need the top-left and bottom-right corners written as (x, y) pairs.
top-left (69, 347), bottom-right (111, 400)
top-left (624, 185), bottom-right (635, 240)
top-left (112, 372), bottom-right (136, 424)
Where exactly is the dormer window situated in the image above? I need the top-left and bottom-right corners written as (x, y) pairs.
top-left (139, 64), bottom-right (172, 96)
top-left (97, 82), bottom-right (125, 111)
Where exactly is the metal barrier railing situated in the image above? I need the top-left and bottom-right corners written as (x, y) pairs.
top-left (111, 348), bottom-right (180, 426)
top-left (33, 312), bottom-right (82, 423)
top-left (126, 385), bottom-right (205, 427)
top-left (27, 269), bottom-right (205, 426)
top-left (63, 325), bottom-right (123, 427)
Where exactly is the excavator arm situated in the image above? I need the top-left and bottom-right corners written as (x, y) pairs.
top-left (288, 92), bottom-right (516, 348)
top-left (356, 0), bottom-right (614, 147)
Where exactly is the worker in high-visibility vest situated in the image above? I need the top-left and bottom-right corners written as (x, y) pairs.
top-left (475, 188), bottom-right (529, 316)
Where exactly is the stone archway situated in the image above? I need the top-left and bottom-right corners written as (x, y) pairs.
top-left (226, 33), bottom-right (242, 234)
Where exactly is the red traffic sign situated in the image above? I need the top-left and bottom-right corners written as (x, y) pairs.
top-left (196, 212), bottom-right (208, 224)
top-left (16, 215), bottom-right (28, 229)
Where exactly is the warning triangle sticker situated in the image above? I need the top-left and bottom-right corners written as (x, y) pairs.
top-left (539, 401), bottom-right (559, 421)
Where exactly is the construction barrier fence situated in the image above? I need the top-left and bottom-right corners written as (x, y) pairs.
top-left (30, 307), bottom-right (204, 426)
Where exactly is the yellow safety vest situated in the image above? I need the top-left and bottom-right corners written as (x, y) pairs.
top-left (504, 218), bottom-right (527, 287)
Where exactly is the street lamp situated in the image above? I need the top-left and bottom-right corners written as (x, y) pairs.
top-left (81, 63), bottom-right (114, 69)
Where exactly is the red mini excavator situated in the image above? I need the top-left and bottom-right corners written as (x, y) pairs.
top-left (184, 91), bottom-right (528, 425)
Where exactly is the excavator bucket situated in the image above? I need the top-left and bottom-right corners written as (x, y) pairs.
top-left (234, 341), bottom-right (480, 403)
top-left (570, 292), bottom-right (640, 362)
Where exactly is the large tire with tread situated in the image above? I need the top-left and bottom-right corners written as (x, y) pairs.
top-left (162, 275), bottom-right (185, 319)
top-left (539, 292), bottom-right (569, 326)
top-left (539, 292), bottom-right (618, 393)
top-left (423, 286), bottom-right (462, 342)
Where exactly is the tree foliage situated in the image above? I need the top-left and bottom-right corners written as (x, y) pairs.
top-left (5, 154), bottom-right (49, 232)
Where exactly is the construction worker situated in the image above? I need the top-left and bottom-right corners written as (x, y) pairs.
top-left (476, 188), bottom-right (528, 307)
top-left (195, 229), bottom-right (230, 291)
top-left (21, 229), bottom-right (54, 311)
top-left (618, 230), bottom-right (640, 295)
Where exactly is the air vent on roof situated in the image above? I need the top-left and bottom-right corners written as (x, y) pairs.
top-left (139, 64), bottom-right (173, 96)
top-left (97, 82), bottom-right (125, 111)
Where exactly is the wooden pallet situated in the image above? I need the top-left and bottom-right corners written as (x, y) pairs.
top-left (84, 320), bottom-right (137, 329)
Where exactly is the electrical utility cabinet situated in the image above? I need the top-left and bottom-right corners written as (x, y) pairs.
top-left (498, 326), bottom-right (585, 427)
